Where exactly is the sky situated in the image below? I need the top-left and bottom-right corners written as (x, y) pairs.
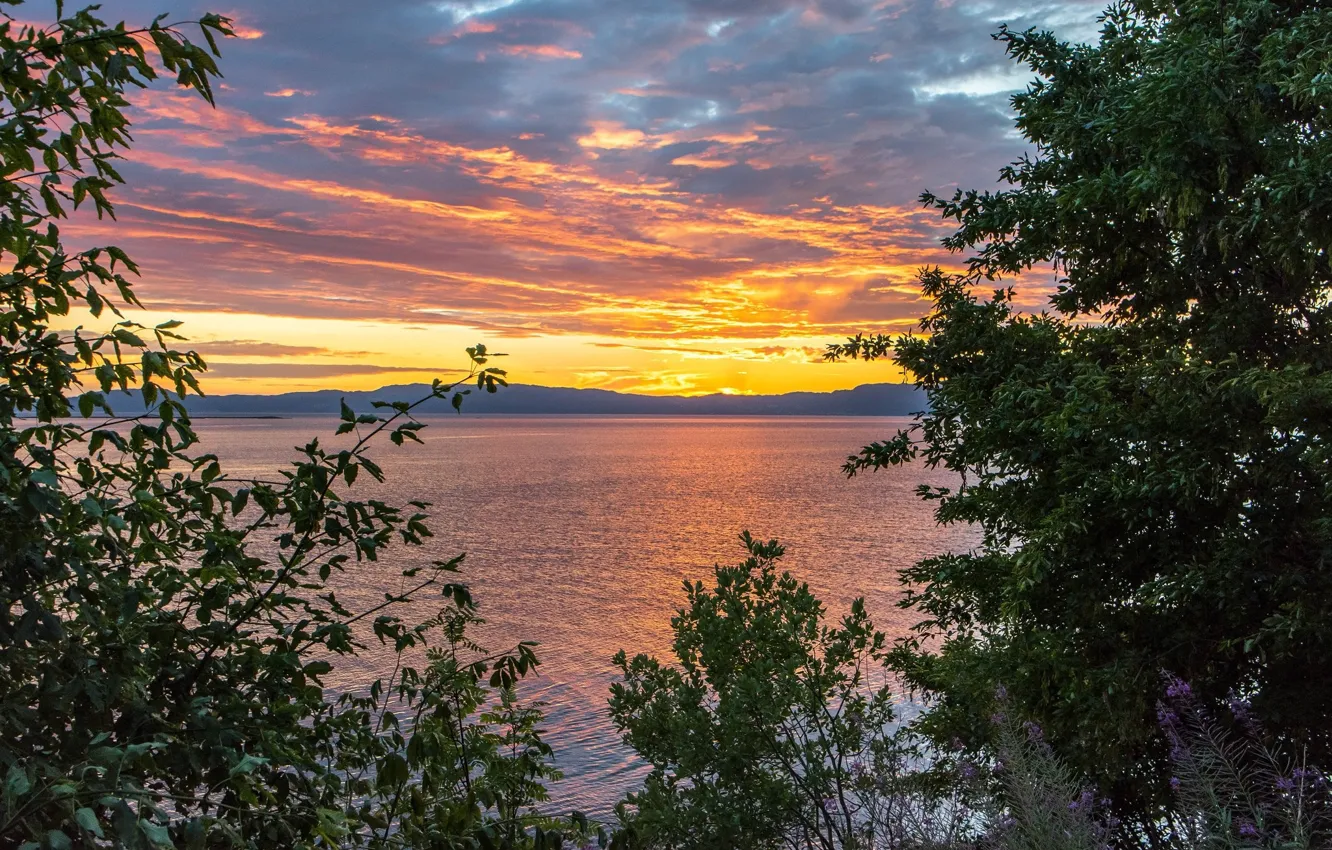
top-left (63, 0), bottom-right (1104, 396)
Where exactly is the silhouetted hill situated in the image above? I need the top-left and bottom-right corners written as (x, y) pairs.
top-left (176, 382), bottom-right (925, 417)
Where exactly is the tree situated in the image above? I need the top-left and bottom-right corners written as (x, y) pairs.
top-left (609, 534), bottom-right (982, 850)
top-left (827, 0), bottom-right (1332, 836)
top-left (0, 6), bottom-right (587, 848)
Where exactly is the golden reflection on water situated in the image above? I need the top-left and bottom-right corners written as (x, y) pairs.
top-left (197, 415), bottom-right (977, 814)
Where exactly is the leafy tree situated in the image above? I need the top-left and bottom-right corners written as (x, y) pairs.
top-left (828, 0), bottom-right (1332, 835)
top-left (610, 534), bottom-right (982, 850)
top-left (0, 5), bottom-right (588, 848)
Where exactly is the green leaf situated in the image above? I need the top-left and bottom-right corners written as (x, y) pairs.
top-left (229, 754), bottom-right (268, 777)
top-left (74, 808), bottom-right (104, 838)
top-left (30, 468), bottom-right (59, 488)
top-left (139, 820), bottom-right (172, 847)
top-left (377, 753), bottom-right (409, 788)
top-left (5, 764), bottom-right (31, 797)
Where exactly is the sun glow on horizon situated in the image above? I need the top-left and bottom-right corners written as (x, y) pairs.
top-left (59, 0), bottom-right (1084, 396)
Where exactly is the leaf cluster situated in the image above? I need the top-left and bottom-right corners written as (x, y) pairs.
top-left (0, 6), bottom-right (569, 848)
top-left (610, 534), bottom-right (984, 850)
top-left (829, 0), bottom-right (1332, 839)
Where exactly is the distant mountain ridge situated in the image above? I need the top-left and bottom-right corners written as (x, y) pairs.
top-left (178, 382), bottom-right (925, 417)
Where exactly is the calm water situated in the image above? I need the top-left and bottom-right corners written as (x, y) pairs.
top-left (195, 415), bottom-right (975, 815)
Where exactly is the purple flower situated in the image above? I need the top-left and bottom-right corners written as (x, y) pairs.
top-left (990, 712), bottom-right (1006, 725)
top-left (1238, 820), bottom-right (1259, 839)
top-left (1169, 777), bottom-right (1181, 791)
top-left (1067, 790), bottom-right (1095, 813)
top-left (995, 684), bottom-right (1008, 700)
top-left (1292, 767), bottom-right (1329, 787)
top-left (1023, 720), bottom-right (1044, 742)
top-left (1156, 705), bottom-right (1179, 728)
top-left (1228, 694), bottom-right (1263, 734)
top-left (960, 761), bottom-right (978, 780)
top-left (1164, 677), bottom-right (1191, 700)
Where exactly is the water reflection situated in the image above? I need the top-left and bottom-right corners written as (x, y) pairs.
top-left (196, 415), bottom-right (976, 814)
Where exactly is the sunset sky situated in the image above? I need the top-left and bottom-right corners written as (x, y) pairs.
top-left (69, 0), bottom-right (1100, 396)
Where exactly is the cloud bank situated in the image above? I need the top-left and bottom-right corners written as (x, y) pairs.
top-left (68, 0), bottom-right (1103, 392)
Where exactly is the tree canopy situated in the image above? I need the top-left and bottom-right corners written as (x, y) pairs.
top-left (829, 0), bottom-right (1332, 832)
top-left (0, 7), bottom-right (602, 849)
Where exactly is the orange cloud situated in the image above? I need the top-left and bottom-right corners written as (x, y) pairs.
top-left (65, 78), bottom-right (978, 396)
top-left (429, 19), bottom-right (499, 44)
top-left (670, 153), bottom-right (737, 169)
top-left (577, 121), bottom-right (648, 149)
top-left (37, 0), bottom-right (1087, 397)
top-left (223, 13), bottom-right (264, 40)
top-left (498, 44), bottom-right (583, 59)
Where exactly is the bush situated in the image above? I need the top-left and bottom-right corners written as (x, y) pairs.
top-left (610, 534), bottom-right (984, 850)
top-left (984, 695), bottom-right (1116, 850)
top-left (1154, 677), bottom-right (1332, 849)
top-left (980, 679), bottom-right (1332, 850)
top-left (828, 0), bottom-right (1332, 830)
top-left (608, 538), bottom-right (1332, 850)
top-left (0, 7), bottom-right (595, 848)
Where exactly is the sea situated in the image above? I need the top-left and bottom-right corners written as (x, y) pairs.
top-left (196, 415), bottom-right (977, 816)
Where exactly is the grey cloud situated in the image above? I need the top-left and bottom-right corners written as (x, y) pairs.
top-left (192, 340), bottom-right (336, 357)
top-left (205, 363), bottom-right (450, 379)
top-left (591, 343), bottom-right (727, 355)
top-left (190, 340), bottom-right (388, 357)
top-left (96, 0), bottom-right (1103, 337)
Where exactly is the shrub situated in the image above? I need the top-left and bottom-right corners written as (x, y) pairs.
top-left (828, 0), bottom-right (1332, 830)
top-left (610, 534), bottom-right (984, 850)
top-left (0, 6), bottom-right (590, 848)
top-left (983, 696), bottom-right (1116, 850)
top-left (1155, 676), bottom-right (1332, 850)
top-left (980, 679), bottom-right (1332, 850)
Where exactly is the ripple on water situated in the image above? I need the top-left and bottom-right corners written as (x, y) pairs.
top-left (195, 415), bottom-right (976, 816)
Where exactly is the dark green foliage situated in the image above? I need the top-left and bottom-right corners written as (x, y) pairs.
top-left (978, 686), bottom-right (1331, 850)
top-left (828, 0), bottom-right (1332, 834)
top-left (610, 534), bottom-right (982, 850)
top-left (317, 602), bottom-right (569, 850)
top-left (984, 699), bottom-right (1117, 850)
top-left (0, 5), bottom-right (587, 847)
top-left (1155, 680), bottom-right (1332, 849)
